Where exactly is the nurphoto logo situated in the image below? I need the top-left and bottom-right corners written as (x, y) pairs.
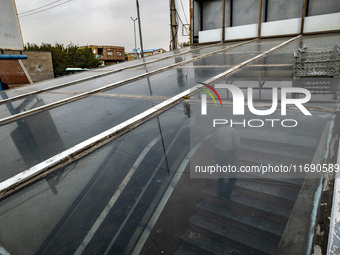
top-left (199, 83), bottom-right (312, 128)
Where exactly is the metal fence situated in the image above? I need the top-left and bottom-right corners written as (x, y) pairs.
top-left (293, 45), bottom-right (340, 78)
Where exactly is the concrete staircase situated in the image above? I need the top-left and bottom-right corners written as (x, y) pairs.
top-left (175, 130), bottom-right (316, 255)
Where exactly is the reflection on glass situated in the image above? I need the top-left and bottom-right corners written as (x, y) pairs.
top-left (0, 96), bottom-right (160, 181)
top-left (0, 94), bottom-right (334, 255)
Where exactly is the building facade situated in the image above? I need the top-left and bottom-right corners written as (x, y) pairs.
top-left (89, 45), bottom-right (125, 65)
top-left (127, 48), bottom-right (166, 61)
top-left (191, 0), bottom-right (340, 44)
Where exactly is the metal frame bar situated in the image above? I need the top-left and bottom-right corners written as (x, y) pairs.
top-left (0, 40), bottom-right (254, 126)
top-left (230, 0), bottom-right (233, 28)
top-left (0, 55), bottom-right (27, 60)
top-left (222, 0), bottom-right (225, 42)
top-left (258, 0), bottom-right (263, 38)
top-left (199, 0), bottom-right (203, 32)
top-left (301, 0), bottom-right (307, 34)
top-left (190, 0), bottom-right (193, 45)
top-left (136, 0), bottom-right (145, 57)
top-left (0, 35), bottom-right (301, 199)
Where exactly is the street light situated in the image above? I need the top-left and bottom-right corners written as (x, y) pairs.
top-left (131, 17), bottom-right (138, 59)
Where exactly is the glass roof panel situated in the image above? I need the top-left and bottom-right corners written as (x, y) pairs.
top-left (1, 34), bottom-right (340, 255)
top-left (0, 95), bottom-right (160, 181)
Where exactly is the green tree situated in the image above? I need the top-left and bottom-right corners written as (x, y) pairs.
top-left (25, 42), bottom-right (101, 77)
top-left (67, 44), bottom-right (101, 69)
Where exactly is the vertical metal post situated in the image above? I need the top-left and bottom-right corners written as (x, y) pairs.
top-left (170, 0), bottom-right (178, 50)
top-left (230, 0), bottom-right (233, 27)
top-left (200, 1), bottom-right (203, 32)
top-left (301, 0), bottom-right (307, 34)
top-left (222, 0), bottom-right (225, 42)
top-left (190, 0), bottom-right (193, 45)
top-left (264, 0), bottom-right (268, 22)
top-left (131, 17), bottom-right (138, 59)
top-left (258, 0), bottom-right (262, 38)
top-left (136, 0), bottom-right (144, 59)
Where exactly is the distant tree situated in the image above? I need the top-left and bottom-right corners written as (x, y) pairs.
top-left (24, 42), bottom-right (40, 51)
top-left (67, 45), bottom-right (101, 69)
top-left (24, 42), bottom-right (101, 77)
top-left (47, 43), bottom-right (68, 77)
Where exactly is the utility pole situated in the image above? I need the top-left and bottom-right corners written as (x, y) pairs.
top-left (136, 0), bottom-right (144, 59)
top-left (170, 0), bottom-right (178, 51)
top-left (131, 17), bottom-right (138, 59)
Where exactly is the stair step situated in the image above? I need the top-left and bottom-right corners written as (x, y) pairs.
top-left (237, 156), bottom-right (304, 174)
top-left (196, 200), bottom-right (285, 242)
top-left (240, 176), bottom-right (304, 189)
top-left (239, 129), bottom-right (317, 149)
top-left (239, 152), bottom-right (309, 167)
top-left (240, 144), bottom-right (312, 162)
top-left (188, 214), bottom-right (278, 255)
top-left (203, 186), bottom-right (291, 224)
top-left (179, 230), bottom-right (249, 255)
top-left (240, 137), bottom-right (315, 157)
top-left (234, 179), bottom-right (298, 207)
top-left (234, 157), bottom-right (309, 180)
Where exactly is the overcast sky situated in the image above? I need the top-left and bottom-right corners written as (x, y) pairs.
top-left (15, 0), bottom-right (190, 52)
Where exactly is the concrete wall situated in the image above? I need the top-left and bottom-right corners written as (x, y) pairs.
top-left (267, 0), bottom-right (303, 21)
top-left (233, 0), bottom-right (259, 26)
top-left (224, 0), bottom-right (231, 27)
top-left (308, 0), bottom-right (340, 16)
top-left (21, 51), bottom-right (54, 83)
top-left (193, 1), bottom-right (201, 38)
top-left (202, 0), bottom-right (222, 30)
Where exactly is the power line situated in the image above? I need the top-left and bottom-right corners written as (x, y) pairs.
top-left (176, 9), bottom-right (185, 27)
top-left (169, 0), bottom-right (190, 49)
top-left (19, 0), bottom-right (72, 18)
top-left (18, 0), bottom-right (64, 15)
top-left (179, 0), bottom-right (188, 24)
top-left (176, 10), bottom-right (190, 37)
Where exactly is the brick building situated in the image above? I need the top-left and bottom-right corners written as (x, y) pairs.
top-left (0, 50), bottom-right (54, 89)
